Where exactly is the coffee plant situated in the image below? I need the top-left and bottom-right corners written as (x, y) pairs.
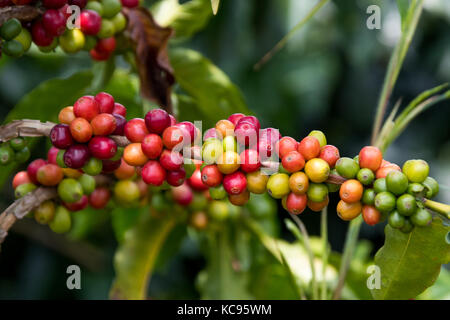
top-left (0, 0), bottom-right (449, 300)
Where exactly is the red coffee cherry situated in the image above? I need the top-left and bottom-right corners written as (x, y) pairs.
top-left (70, 117), bottom-right (93, 143)
top-left (50, 124), bottom-right (74, 149)
top-left (141, 160), bottom-right (166, 186)
top-left (37, 164), bottom-right (63, 186)
top-left (176, 121), bottom-right (196, 144)
top-left (359, 146), bottom-right (383, 172)
top-left (188, 168), bottom-right (209, 191)
top-left (237, 116), bottom-right (260, 131)
top-left (64, 144), bottom-right (90, 168)
top-left (88, 136), bottom-right (117, 160)
top-left (91, 113), bottom-right (116, 136)
top-left (95, 37), bottom-right (116, 54)
top-left (94, 92), bottom-right (115, 114)
top-left (204, 128), bottom-right (219, 140)
top-left (42, 0), bottom-right (67, 8)
top-left (223, 171), bottom-right (247, 195)
top-left (58, 106), bottom-right (76, 124)
top-left (159, 149), bottom-right (183, 171)
top-left (12, 171), bottom-right (32, 189)
top-left (59, 4), bottom-right (71, 19)
top-left (42, 9), bottom-right (66, 37)
top-left (79, 10), bottom-right (101, 35)
top-left (162, 126), bottom-right (187, 150)
top-left (47, 146), bottom-right (60, 165)
top-left (169, 114), bottom-right (177, 126)
top-left (228, 113), bottom-right (245, 126)
top-left (112, 114), bottom-right (126, 135)
top-left (101, 158), bottom-right (121, 173)
top-left (31, 21), bottom-right (55, 47)
top-left (141, 133), bottom-right (163, 159)
top-left (145, 109), bottom-right (170, 134)
top-left (362, 205), bottom-right (381, 226)
top-left (286, 192), bottom-right (307, 215)
top-left (74, 95), bottom-right (100, 121)
top-left (258, 128), bottom-right (281, 159)
top-left (64, 195), bottom-right (89, 212)
top-left (89, 187), bottom-right (110, 209)
top-left (234, 121), bottom-right (258, 147)
top-left (114, 158), bottom-right (136, 180)
top-left (276, 136), bottom-right (298, 158)
top-left (27, 159), bottom-right (47, 184)
top-left (319, 145), bottom-right (340, 168)
top-left (297, 136), bottom-right (320, 161)
top-left (240, 149), bottom-right (261, 173)
top-left (112, 102), bottom-right (127, 117)
top-left (90, 48), bottom-right (110, 61)
top-left (201, 165), bottom-right (223, 187)
top-left (124, 118), bottom-right (149, 143)
top-left (171, 183), bottom-right (193, 206)
top-left (121, 0), bottom-right (139, 8)
top-left (69, 0), bottom-right (87, 9)
top-left (282, 150), bottom-right (305, 173)
top-left (166, 168), bottom-right (186, 187)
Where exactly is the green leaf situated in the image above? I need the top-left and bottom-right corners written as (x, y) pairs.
top-left (371, 218), bottom-right (450, 300)
top-left (152, 0), bottom-right (213, 39)
top-left (109, 210), bottom-right (177, 299)
top-left (170, 48), bottom-right (249, 124)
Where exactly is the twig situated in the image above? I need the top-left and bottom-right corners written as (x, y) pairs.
top-left (0, 5), bottom-right (43, 26)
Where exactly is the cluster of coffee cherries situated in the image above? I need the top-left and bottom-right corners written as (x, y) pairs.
top-left (334, 148), bottom-right (439, 233)
top-left (0, 137), bottom-right (30, 165)
top-left (0, 0), bottom-right (139, 59)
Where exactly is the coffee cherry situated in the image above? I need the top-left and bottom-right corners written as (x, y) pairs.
top-left (339, 179), bottom-right (363, 203)
top-left (64, 194), bottom-right (88, 211)
top-left (0, 18), bottom-right (21, 41)
top-left (62, 167), bottom-right (83, 178)
top-left (79, 9), bottom-right (102, 35)
top-left (74, 95), bottom-right (100, 121)
top-left (229, 189), bottom-right (250, 206)
top-left (102, 0), bottom-right (122, 18)
top-left (69, 0), bottom-right (87, 8)
top-left (388, 210), bottom-right (405, 229)
top-left (189, 211), bottom-right (208, 230)
top-left (78, 173), bottom-right (96, 195)
top-left (373, 178), bottom-right (387, 193)
top-left (82, 157), bottom-right (102, 176)
top-left (37, 37), bottom-right (58, 53)
top-left (288, 171), bottom-right (309, 195)
top-left (402, 159), bottom-right (429, 183)
top-left (374, 191), bottom-right (396, 213)
top-left (58, 106), bottom-right (76, 124)
top-left (276, 136), bottom-right (298, 159)
top-left (94, 92), bottom-right (115, 113)
top-left (15, 182), bottom-right (37, 198)
top-left (9, 138), bottom-right (27, 152)
top-left (69, 117), bottom-right (92, 143)
top-left (216, 151), bottom-right (239, 174)
top-left (319, 145), bottom-right (340, 168)
top-left (2, 40), bottom-right (24, 57)
top-left (258, 128), bottom-right (281, 159)
top-left (123, 143), bottom-right (148, 166)
top-left (42, 9), bottom-right (66, 37)
top-left (202, 138), bottom-right (223, 164)
top-left (298, 136), bottom-right (320, 161)
top-left (56, 150), bottom-right (67, 168)
top-left (357, 168), bottom-right (374, 186)
top-left (141, 160), bottom-right (166, 186)
top-left (407, 182), bottom-right (424, 196)
top-left (46, 147), bottom-right (59, 165)
top-left (307, 196), bottom-right (329, 212)
top-left (31, 21), bottom-right (55, 47)
top-left (15, 146), bottom-right (31, 164)
top-left (223, 171), bottom-right (247, 195)
top-left (396, 194), bottom-right (417, 216)
top-left (204, 128), bottom-right (219, 141)
top-left (101, 159), bottom-right (121, 173)
top-left (27, 159), bottom-right (47, 184)
top-left (280, 151), bottom-right (303, 173)
top-left (121, 0), bottom-right (139, 8)
top-left (215, 119), bottom-right (235, 138)
top-left (112, 103), bottom-right (127, 117)
top-left (49, 206), bottom-right (71, 234)
top-left (188, 168), bottom-right (209, 191)
top-left (165, 168), bottom-right (185, 187)
top-left (50, 124), bottom-right (74, 149)
top-left (337, 200), bottom-right (362, 221)
top-left (246, 170), bottom-right (268, 194)
top-left (400, 219), bottom-right (415, 234)
top-left (307, 183), bottom-right (328, 202)
top-left (286, 192), bottom-right (307, 215)
top-left (375, 163), bottom-right (401, 179)
top-left (144, 109), bottom-right (170, 134)
top-left (64, 144), bottom-right (90, 168)
top-left (176, 121), bottom-right (197, 144)
top-left (234, 121), bottom-right (258, 147)
top-left (359, 146), bottom-right (382, 172)
top-left (172, 183), bottom-right (193, 206)
top-left (362, 205), bottom-right (381, 226)
top-left (410, 208), bottom-right (432, 227)
top-left (114, 180), bottom-right (140, 204)
top-left (111, 114), bottom-right (126, 136)
top-left (12, 171), bottom-right (32, 189)
top-left (124, 118), bottom-right (148, 143)
top-left (34, 200), bottom-right (55, 224)
top-left (423, 176), bottom-right (439, 198)
top-left (159, 149), bottom-right (182, 171)
top-left (386, 171), bottom-right (408, 195)
top-left (240, 149), bottom-right (261, 173)
top-left (85, 0), bottom-right (103, 14)
top-left (112, 12), bottom-right (127, 32)
top-left (209, 185), bottom-right (227, 200)
top-left (37, 164), bottom-right (63, 186)
top-left (305, 158), bottom-right (330, 183)
top-left (14, 28), bottom-right (32, 52)
top-left (58, 178), bottom-right (83, 203)
top-left (308, 130), bottom-right (327, 148)
top-left (42, 0), bottom-right (67, 8)
top-left (336, 157), bottom-right (359, 179)
top-left (88, 136), bottom-right (117, 160)
top-left (89, 187), bottom-right (110, 209)
top-left (201, 165), bottom-right (222, 187)
top-left (90, 113), bottom-right (116, 136)
top-left (362, 188), bottom-right (376, 205)
top-left (266, 173), bottom-right (289, 199)
top-left (59, 28), bottom-right (86, 53)
top-left (0, 144), bottom-right (14, 165)
top-left (90, 47), bottom-right (110, 61)
top-left (139, 133), bottom-right (163, 159)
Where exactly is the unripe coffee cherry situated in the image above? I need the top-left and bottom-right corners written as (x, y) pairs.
top-left (229, 189), bottom-right (250, 206)
top-left (339, 179), bottom-right (363, 203)
top-left (49, 206), bottom-right (72, 234)
top-left (337, 200), bottom-right (362, 221)
top-left (34, 200), bottom-right (56, 224)
top-left (123, 143), bottom-right (148, 166)
top-left (307, 196), bottom-right (329, 212)
top-left (58, 106), bottom-right (76, 124)
top-left (362, 205), bottom-right (381, 226)
top-left (266, 173), bottom-right (290, 199)
top-left (58, 178), bottom-right (83, 203)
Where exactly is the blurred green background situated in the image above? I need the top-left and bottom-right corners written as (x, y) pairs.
top-left (0, 0), bottom-right (449, 299)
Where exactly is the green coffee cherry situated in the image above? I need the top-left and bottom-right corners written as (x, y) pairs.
top-left (357, 168), bottom-right (374, 186)
top-left (223, 135), bottom-right (238, 152)
top-left (400, 218), bottom-right (414, 234)
top-left (362, 188), bottom-right (376, 205)
top-left (402, 159), bottom-right (429, 183)
top-left (60, 29), bottom-right (85, 53)
top-left (86, 1), bottom-right (104, 15)
top-left (102, 0), bottom-right (122, 19)
top-left (58, 178), bottom-right (84, 203)
top-left (374, 191), bottom-right (396, 213)
top-left (98, 20), bottom-right (115, 38)
top-left (407, 182), bottom-right (424, 196)
top-left (411, 208), bottom-right (432, 227)
top-left (0, 144), bottom-right (15, 165)
top-left (396, 194), bottom-right (417, 216)
top-left (0, 18), bottom-right (22, 40)
top-left (49, 206), bottom-right (72, 234)
top-left (267, 173), bottom-right (290, 199)
top-left (114, 180), bottom-right (140, 204)
top-left (82, 157), bottom-right (102, 176)
top-left (373, 178), bottom-right (387, 193)
top-left (34, 200), bottom-right (55, 225)
top-left (202, 138), bottom-right (223, 164)
top-left (209, 185), bottom-right (227, 200)
top-left (15, 183), bottom-right (37, 198)
top-left (308, 130), bottom-right (327, 147)
top-left (14, 28), bottom-right (32, 52)
top-left (388, 210), bottom-right (405, 229)
top-left (353, 155), bottom-right (359, 165)
top-left (9, 137), bottom-right (26, 151)
top-left (15, 146), bottom-right (30, 163)
top-left (78, 174), bottom-right (96, 195)
top-left (278, 164), bottom-right (290, 175)
top-left (423, 177), bottom-right (439, 198)
top-left (307, 183), bottom-right (328, 202)
top-left (3, 40), bottom-right (24, 57)
top-left (208, 200), bottom-right (229, 221)
top-left (111, 12), bottom-right (127, 33)
top-left (336, 157), bottom-right (359, 179)
top-left (386, 171), bottom-right (409, 196)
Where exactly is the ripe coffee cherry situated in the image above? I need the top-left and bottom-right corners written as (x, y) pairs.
top-left (172, 183), bottom-right (193, 206)
top-left (79, 10), bottom-right (102, 35)
top-left (163, 126), bottom-right (188, 150)
top-left (101, 159), bottom-right (121, 173)
top-left (307, 196), bottom-right (329, 212)
top-left (64, 194), bottom-right (89, 211)
top-left (359, 146), bottom-right (382, 172)
top-left (188, 168), bottom-right (209, 191)
top-left (223, 171), bottom-right (247, 195)
top-left (176, 121), bottom-right (197, 144)
top-left (141, 134), bottom-right (163, 159)
top-left (339, 179), bottom-right (363, 203)
top-left (229, 189), bottom-right (250, 206)
top-left (70, 117), bottom-right (92, 143)
top-left (160, 149), bottom-right (183, 171)
top-left (305, 158), bottom-right (330, 183)
top-left (227, 113), bottom-right (245, 125)
top-left (336, 157), bottom-right (360, 179)
top-left (402, 159), bottom-right (429, 183)
top-left (31, 21), bottom-right (55, 47)
top-left (12, 171), bottom-right (32, 189)
top-left (37, 164), bottom-right (63, 186)
top-left (234, 121), bottom-right (258, 147)
top-left (69, 0), bottom-right (87, 9)
top-left (319, 145), bottom-right (340, 167)
top-left (286, 193), bottom-right (307, 215)
top-left (74, 95), bottom-right (100, 121)
top-left (27, 159), bottom-right (47, 184)
top-left (64, 144), bottom-right (90, 168)
top-left (112, 114), bottom-right (126, 135)
top-left (215, 119), bottom-right (235, 138)
top-left (240, 149), bottom-right (261, 173)
top-left (113, 158), bottom-right (135, 180)
top-left (238, 116), bottom-right (260, 130)
top-left (42, 9), bottom-right (66, 37)
top-left (375, 163), bottom-right (401, 179)
top-left (142, 160), bottom-right (166, 186)
top-left (362, 205), bottom-right (381, 226)
top-left (166, 168), bottom-right (186, 187)
top-left (42, 0), bottom-right (67, 8)
top-left (145, 109), bottom-right (170, 134)
top-left (95, 37), bottom-right (116, 54)
top-left (281, 150), bottom-right (305, 173)
top-left (123, 143), bottom-right (148, 166)
top-left (337, 200), bottom-right (362, 221)
top-left (47, 146), bottom-right (59, 165)
top-left (125, 118), bottom-right (149, 143)
top-left (276, 136), bottom-right (298, 158)
top-left (91, 113), bottom-right (116, 136)
top-left (90, 47), bottom-right (110, 61)
top-left (201, 165), bottom-right (223, 187)
top-left (266, 173), bottom-right (290, 199)
top-left (308, 130), bottom-right (327, 148)
top-left (121, 0), bottom-right (139, 8)
top-left (112, 102), bottom-right (127, 117)
top-left (58, 106), bottom-right (76, 124)
top-left (34, 200), bottom-right (55, 225)
top-left (95, 92), bottom-right (115, 113)
top-left (58, 178), bottom-right (83, 203)
top-left (298, 136), bottom-right (320, 161)
top-left (204, 128), bottom-right (219, 140)
top-left (88, 136), bottom-right (117, 160)
top-left (89, 187), bottom-right (110, 209)
top-left (289, 172), bottom-right (309, 195)
top-left (258, 128), bottom-right (281, 159)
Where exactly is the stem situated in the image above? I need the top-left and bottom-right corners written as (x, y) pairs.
top-left (288, 214), bottom-right (318, 300)
top-left (371, 0), bottom-right (424, 144)
top-left (422, 199), bottom-right (450, 219)
top-left (320, 207), bottom-right (328, 300)
top-left (332, 215), bottom-right (363, 300)
top-left (254, 0), bottom-right (329, 70)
